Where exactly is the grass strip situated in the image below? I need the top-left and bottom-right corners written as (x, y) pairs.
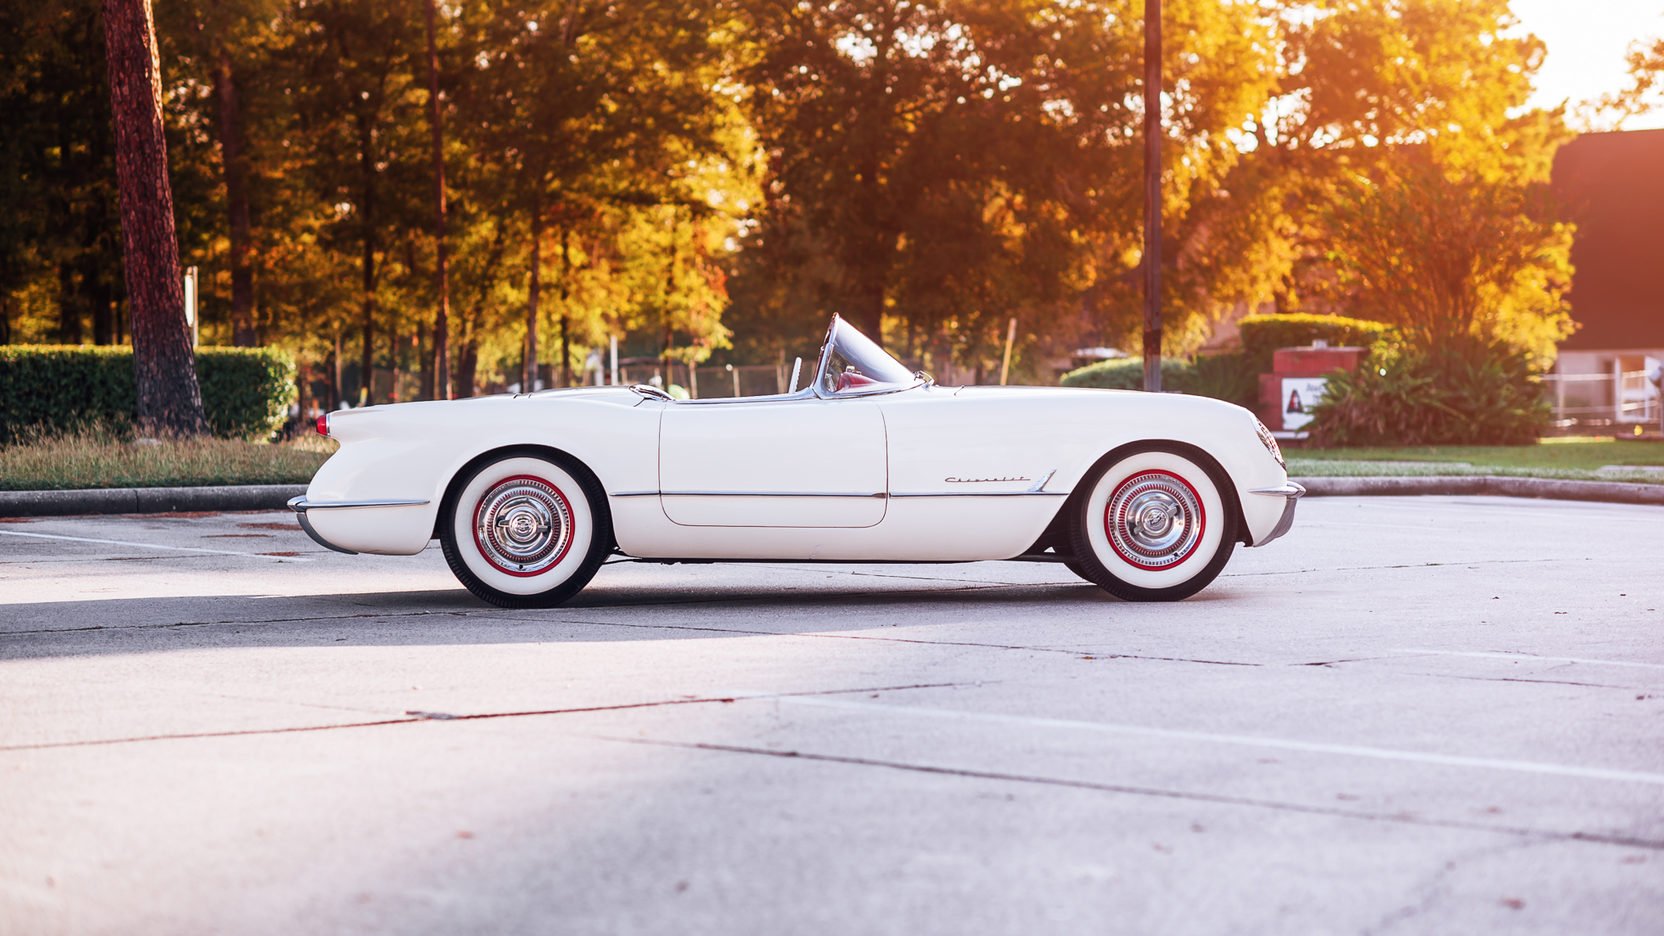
top-left (0, 428), bottom-right (334, 491)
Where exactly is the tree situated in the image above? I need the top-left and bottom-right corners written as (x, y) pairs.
top-left (733, 0), bottom-right (1276, 376)
top-left (1606, 35), bottom-right (1664, 125)
top-left (423, 0), bottom-right (451, 398)
top-left (1239, 0), bottom-right (1573, 362)
top-left (101, 0), bottom-right (207, 434)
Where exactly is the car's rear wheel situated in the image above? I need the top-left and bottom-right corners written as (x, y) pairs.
top-left (1068, 445), bottom-right (1237, 601)
top-left (440, 452), bottom-right (610, 608)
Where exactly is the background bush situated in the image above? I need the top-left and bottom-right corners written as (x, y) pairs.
top-left (0, 346), bottom-right (297, 442)
top-left (1238, 313), bottom-right (1394, 372)
top-left (1060, 353), bottom-right (1258, 407)
top-left (1307, 339), bottom-right (1548, 446)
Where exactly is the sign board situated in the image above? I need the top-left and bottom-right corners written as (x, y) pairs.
top-left (1281, 376), bottom-right (1328, 431)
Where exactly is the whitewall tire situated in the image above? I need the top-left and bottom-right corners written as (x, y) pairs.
top-left (440, 452), bottom-right (610, 608)
top-left (1068, 446), bottom-right (1237, 601)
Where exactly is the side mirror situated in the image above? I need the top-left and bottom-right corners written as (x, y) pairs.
top-left (789, 356), bottom-right (803, 392)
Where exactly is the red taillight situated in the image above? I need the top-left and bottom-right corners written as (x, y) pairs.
top-left (316, 413), bottom-right (330, 437)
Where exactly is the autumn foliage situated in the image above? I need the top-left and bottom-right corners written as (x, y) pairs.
top-left (0, 1), bottom-right (1595, 398)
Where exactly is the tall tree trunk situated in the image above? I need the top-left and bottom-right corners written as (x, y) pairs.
top-left (455, 332), bottom-right (477, 399)
top-left (56, 263), bottom-right (84, 344)
top-left (212, 48), bottom-right (256, 347)
top-left (101, 0), bottom-right (206, 435)
top-left (355, 111), bottom-right (377, 406)
top-left (455, 216), bottom-right (503, 399)
top-left (424, 0), bottom-right (450, 400)
top-left (559, 226), bottom-right (574, 387)
top-left (525, 203), bottom-right (542, 391)
top-left (90, 272), bottom-right (114, 345)
top-left (329, 330), bottom-right (342, 411)
top-left (425, 0), bottom-right (452, 396)
top-left (1, 292), bottom-right (11, 344)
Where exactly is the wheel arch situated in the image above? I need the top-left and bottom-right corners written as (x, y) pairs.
top-left (1029, 438), bottom-right (1249, 555)
top-left (431, 443), bottom-right (613, 544)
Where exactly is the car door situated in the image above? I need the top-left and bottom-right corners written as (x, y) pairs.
top-left (658, 396), bottom-right (888, 528)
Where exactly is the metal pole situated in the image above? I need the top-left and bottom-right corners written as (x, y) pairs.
top-left (609, 335), bottom-right (619, 386)
top-left (1141, 0), bottom-right (1163, 393)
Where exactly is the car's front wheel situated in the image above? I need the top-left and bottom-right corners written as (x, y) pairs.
top-left (440, 452), bottom-right (610, 608)
top-left (1068, 446), bottom-right (1237, 601)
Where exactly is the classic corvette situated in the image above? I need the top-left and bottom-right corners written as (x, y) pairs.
top-left (289, 316), bottom-right (1302, 606)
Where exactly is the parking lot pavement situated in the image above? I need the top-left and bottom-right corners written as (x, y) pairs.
top-left (1, 497), bottom-right (1661, 935)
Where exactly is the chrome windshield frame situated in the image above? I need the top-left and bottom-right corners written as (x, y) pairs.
top-left (810, 314), bottom-right (924, 400)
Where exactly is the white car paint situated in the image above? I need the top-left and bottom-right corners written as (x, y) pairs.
top-left (293, 320), bottom-right (1298, 572)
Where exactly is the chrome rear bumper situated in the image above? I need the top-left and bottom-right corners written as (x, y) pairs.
top-left (1248, 481), bottom-right (1305, 546)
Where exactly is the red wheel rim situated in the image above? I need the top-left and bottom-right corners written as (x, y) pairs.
top-left (470, 474), bottom-right (575, 577)
top-left (1103, 468), bottom-right (1205, 571)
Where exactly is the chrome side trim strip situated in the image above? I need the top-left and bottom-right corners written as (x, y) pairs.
top-left (1027, 469), bottom-right (1058, 494)
top-left (890, 490), bottom-right (1068, 498)
top-left (287, 496), bottom-right (431, 513)
top-left (658, 490), bottom-right (888, 499)
top-left (613, 489), bottom-right (1068, 500)
top-left (1248, 481), bottom-right (1307, 499)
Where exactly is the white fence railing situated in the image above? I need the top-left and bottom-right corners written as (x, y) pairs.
top-left (1541, 368), bottom-right (1660, 427)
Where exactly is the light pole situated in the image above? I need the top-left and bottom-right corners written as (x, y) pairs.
top-left (1142, 0), bottom-right (1163, 392)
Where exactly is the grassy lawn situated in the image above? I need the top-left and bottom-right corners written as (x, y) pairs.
top-left (0, 429), bottom-right (335, 491)
top-left (1288, 438), bottom-right (1664, 484)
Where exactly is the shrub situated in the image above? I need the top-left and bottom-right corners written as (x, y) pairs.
top-left (1238, 313), bottom-right (1394, 372)
top-left (0, 345), bottom-right (297, 442)
top-left (1307, 339), bottom-right (1548, 446)
top-left (1060, 352), bottom-right (1257, 407)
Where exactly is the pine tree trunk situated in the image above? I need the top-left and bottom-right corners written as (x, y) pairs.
top-left (101, 0), bottom-right (206, 436)
top-left (355, 111), bottom-right (378, 406)
top-left (424, 0), bottom-right (451, 400)
top-left (526, 204), bottom-right (542, 391)
top-left (559, 226), bottom-right (572, 387)
top-left (213, 48), bottom-right (256, 347)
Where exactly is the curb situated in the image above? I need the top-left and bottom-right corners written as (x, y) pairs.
top-left (0, 485), bottom-right (307, 518)
top-left (1294, 475), bottom-right (1664, 506)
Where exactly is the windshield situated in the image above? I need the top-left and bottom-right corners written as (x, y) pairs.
top-left (816, 316), bottom-right (917, 396)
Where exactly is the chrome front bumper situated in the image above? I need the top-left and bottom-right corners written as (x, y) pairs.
top-left (286, 495), bottom-right (430, 556)
top-left (1247, 481), bottom-right (1305, 546)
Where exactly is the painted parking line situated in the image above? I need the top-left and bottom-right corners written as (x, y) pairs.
top-left (0, 529), bottom-right (310, 562)
top-left (1393, 648), bottom-right (1664, 671)
top-left (762, 695), bottom-right (1664, 787)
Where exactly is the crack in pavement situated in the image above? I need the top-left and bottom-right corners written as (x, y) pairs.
top-left (1220, 557), bottom-right (1592, 578)
top-left (1361, 838), bottom-right (1553, 936)
top-left (468, 615), bottom-right (1264, 667)
top-left (2, 609), bottom-right (1262, 668)
top-left (0, 681), bottom-right (965, 752)
top-left (1424, 673), bottom-right (1658, 692)
top-left (0, 608), bottom-right (472, 636)
top-left (598, 735), bottom-right (1664, 851)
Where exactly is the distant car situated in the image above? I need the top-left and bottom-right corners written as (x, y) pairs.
top-left (290, 315), bottom-right (1302, 607)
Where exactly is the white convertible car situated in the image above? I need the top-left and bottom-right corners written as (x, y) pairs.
top-left (290, 316), bottom-right (1302, 606)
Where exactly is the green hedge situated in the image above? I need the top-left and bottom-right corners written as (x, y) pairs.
top-left (1060, 353), bottom-right (1258, 407)
top-left (0, 345), bottom-right (297, 442)
top-left (1238, 313), bottom-right (1393, 372)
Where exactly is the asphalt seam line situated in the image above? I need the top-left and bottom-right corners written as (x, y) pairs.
top-left (599, 735), bottom-right (1664, 851)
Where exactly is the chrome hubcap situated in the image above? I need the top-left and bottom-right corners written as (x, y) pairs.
top-left (474, 476), bottom-right (572, 575)
top-left (1106, 470), bottom-right (1204, 570)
